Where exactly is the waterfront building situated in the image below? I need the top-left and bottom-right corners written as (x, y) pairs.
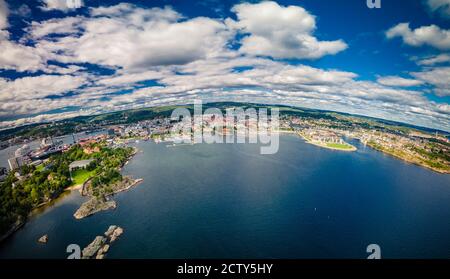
top-left (7, 156), bottom-right (27, 171)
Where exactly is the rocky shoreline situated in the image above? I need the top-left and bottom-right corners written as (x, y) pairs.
top-left (74, 146), bottom-right (142, 219)
top-left (74, 177), bottom-right (143, 219)
top-left (0, 219), bottom-right (24, 243)
top-left (74, 198), bottom-right (117, 219)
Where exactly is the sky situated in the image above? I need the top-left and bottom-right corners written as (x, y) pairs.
top-left (0, 0), bottom-right (449, 131)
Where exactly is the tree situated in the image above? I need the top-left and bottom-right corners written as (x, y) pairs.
top-left (30, 188), bottom-right (39, 203)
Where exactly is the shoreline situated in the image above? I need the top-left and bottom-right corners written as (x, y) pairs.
top-left (66, 184), bottom-right (83, 191)
top-left (367, 143), bottom-right (450, 174)
top-left (0, 220), bottom-right (24, 243)
top-left (0, 144), bottom-right (140, 243)
top-left (0, 183), bottom-right (84, 243)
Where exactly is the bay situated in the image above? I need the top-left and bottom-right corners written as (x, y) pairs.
top-left (0, 135), bottom-right (449, 259)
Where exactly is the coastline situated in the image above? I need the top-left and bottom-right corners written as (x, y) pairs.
top-left (74, 146), bottom-right (142, 219)
top-left (296, 131), bottom-right (449, 173)
top-left (0, 220), bottom-right (24, 243)
top-left (0, 144), bottom-right (140, 243)
top-left (0, 184), bottom-right (84, 243)
top-left (367, 143), bottom-right (450, 174)
top-left (66, 184), bottom-right (83, 191)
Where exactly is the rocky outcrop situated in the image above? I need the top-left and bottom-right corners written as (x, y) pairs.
top-left (110, 227), bottom-right (123, 243)
top-left (74, 177), bottom-right (142, 219)
top-left (82, 226), bottom-right (123, 259)
top-left (73, 198), bottom-right (116, 219)
top-left (83, 176), bottom-right (143, 197)
top-left (38, 234), bottom-right (48, 243)
top-left (82, 236), bottom-right (106, 259)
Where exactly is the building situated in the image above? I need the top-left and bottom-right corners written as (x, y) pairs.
top-left (69, 159), bottom-right (94, 171)
top-left (8, 156), bottom-right (26, 171)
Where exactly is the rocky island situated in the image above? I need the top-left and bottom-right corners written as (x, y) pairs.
top-left (82, 225), bottom-right (124, 259)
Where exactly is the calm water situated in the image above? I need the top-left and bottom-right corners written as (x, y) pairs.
top-left (0, 135), bottom-right (449, 259)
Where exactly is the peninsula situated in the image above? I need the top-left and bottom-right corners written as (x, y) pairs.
top-left (299, 131), bottom-right (357, 152)
top-left (74, 176), bottom-right (143, 219)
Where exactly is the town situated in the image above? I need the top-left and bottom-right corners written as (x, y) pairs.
top-left (1, 104), bottom-right (449, 181)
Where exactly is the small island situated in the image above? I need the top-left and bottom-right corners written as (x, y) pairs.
top-left (82, 225), bottom-right (124, 259)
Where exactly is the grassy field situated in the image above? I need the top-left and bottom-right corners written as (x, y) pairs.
top-left (326, 143), bottom-right (355, 150)
top-left (71, 169), bottom-right (96, 186)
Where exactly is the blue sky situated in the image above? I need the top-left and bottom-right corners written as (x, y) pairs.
top-left (0, 0), bottom-right (449, 131)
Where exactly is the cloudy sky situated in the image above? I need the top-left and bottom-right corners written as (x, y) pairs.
top-left (0, 0), bottom-right (449, 131)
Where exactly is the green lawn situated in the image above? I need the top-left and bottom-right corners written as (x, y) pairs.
top-left (35, 164), bottom-right (44, 172)
top-left (326, 143), bottom-right (354, 150)
top-left (71, 169), bottom-right (96, 185)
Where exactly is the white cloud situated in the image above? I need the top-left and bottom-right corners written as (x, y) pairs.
top-left (27, 16), bottom-right (84, 39)
top-left (0, 111), bottom-right (91, 130)
top-left (0, 1), bottom-right (53, 73)
top-left (386, 22), bottom-right (450, 50)
top-left (0, 0), bottom-right (8, 29)
top-left (412, 67), bottom-right (450, 96)
top-left (40, 0), bottom-right (83, 12)
top-left (377, 76), bottom-right (424, 87)
top-left (426, 0), bottom-right (450, 17)
top-left (417, 53), bottom-right (450, 65)
top-left (0, 38), bottom-right (47, 72)
top-left (96, 70), bottom-right (169, 87)
top-left (0, 74), bottom-right (86, 102)
top-left (0, 1), bottom-right (51, 73)
top-left (228, 1), bottom-right (347, 59)
top-left (34, 4), bottom-right (232, 70)
top-left (1, 53), bottom-right (448, 131)
top-left (43, 64), bottom-right (85, 74)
